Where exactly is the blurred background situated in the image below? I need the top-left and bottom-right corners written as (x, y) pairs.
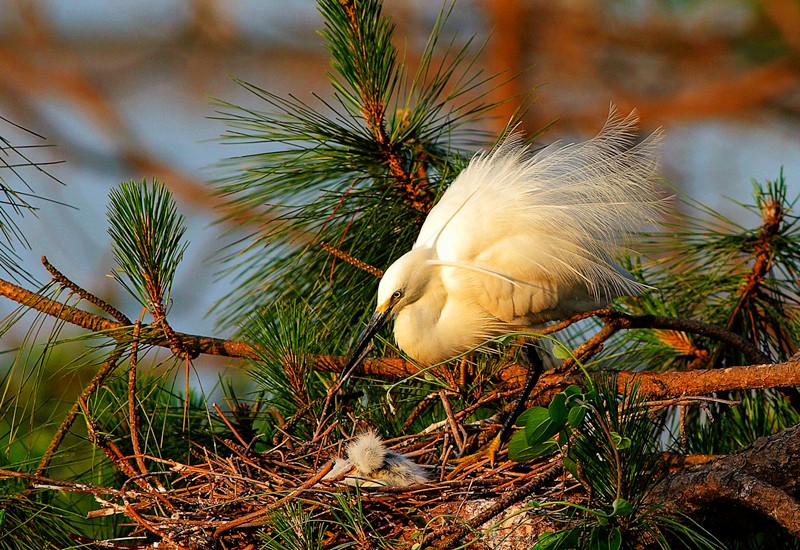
top-left (1, 0), bottom-right (799, 352)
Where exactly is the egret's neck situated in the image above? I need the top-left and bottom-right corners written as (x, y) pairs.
top-left (392, 264), bottom-right (450, 365)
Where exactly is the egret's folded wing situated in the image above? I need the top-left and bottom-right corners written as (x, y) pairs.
top-left (435, 235), bottom-right (614, 324)
top-left (418, 108), bottom-right (662, 313)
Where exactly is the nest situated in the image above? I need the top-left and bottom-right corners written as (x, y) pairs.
top-left (83, 427), bottom-right (578, 549)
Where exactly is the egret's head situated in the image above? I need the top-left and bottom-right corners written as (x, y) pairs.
top-left (375, 247), bottom-right (434, 318)
top-left (339, 247), bottom-right (434, 382)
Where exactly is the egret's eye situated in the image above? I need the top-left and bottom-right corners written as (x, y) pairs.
top-left (392, 289), bottom-right (403, 300)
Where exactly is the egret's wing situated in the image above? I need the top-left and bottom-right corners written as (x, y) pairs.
top-left (420, 107), bottom-right (662, 322)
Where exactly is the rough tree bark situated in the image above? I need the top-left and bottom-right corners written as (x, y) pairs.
top-left (651, 423), bottom-right (800, 538)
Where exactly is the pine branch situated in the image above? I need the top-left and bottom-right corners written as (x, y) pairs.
top-left (0, 276), bottom-right (258, 359)
top-left (556, 308), bottom-right (771, 371)
top-left (2, 272), bottom-right (797, 409)
top-left (35, 346), bottom-right (125, 476)
top-left (331, 0), bottom-right (430, 211)
top-left (212, 0), bottom-right (506, 329)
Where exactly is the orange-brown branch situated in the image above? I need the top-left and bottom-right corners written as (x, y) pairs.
top-left (2, 276), bottom-right (795, 405)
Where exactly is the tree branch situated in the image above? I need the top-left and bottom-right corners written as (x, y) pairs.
top-left (652, 423), bottom-right (800, 537)
top-left (0, 277), bottom-right (258, 360)
top-left (2, 276), bottom-right (796, 405)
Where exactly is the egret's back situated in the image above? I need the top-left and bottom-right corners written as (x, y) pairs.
top-left (417, 108), bottom-right (660, 299)
top-left (390, 108), bottom-right (663, 363)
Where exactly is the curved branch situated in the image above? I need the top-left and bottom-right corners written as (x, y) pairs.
top-left (607, 311), bottom-right (771, 364)
top-left (554, 308), bottom-right (770, 372)
top-left (42, 255), bottom-right (131, 324)
top-left (652, 423), bottom-right (800, 537)
top-left (0, 277), bottom-right (259, 360)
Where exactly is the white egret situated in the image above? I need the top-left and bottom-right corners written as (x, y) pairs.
top-left (340, 107), bottom-right (662, 455)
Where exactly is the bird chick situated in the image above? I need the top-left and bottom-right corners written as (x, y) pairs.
top-left (323, 431), bottom-right (428, 487)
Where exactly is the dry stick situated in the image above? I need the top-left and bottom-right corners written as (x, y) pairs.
top-left (212, 403), bottom-right (250, 449)
top-left (403, 392), bottom-right (440, 432)
top-left (42, 255), bottom-right (131, 324)
top-left (0, 468), bottom-right (133, 498)
top-left (128, 319), bottom-right (149, 478)
top-left (35, 346), bottom-right (126, 476)
top-left (212, 460), bottom-right (334, 538)
top-left (121, 497), bottom-right (188, 550)
top-left (439, 391), bottom-right (465, 455)
top-left (424, 463), bottom-right (563, 550)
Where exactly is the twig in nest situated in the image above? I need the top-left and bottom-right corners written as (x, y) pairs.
top-left (439, 391), bottom-right (466, 455)
top-left (424, 462), bottom-right (563, 549)
top-left (212, 460), bottom-right (334, 537)
top-left (212, 402), bottom-right (251, 449)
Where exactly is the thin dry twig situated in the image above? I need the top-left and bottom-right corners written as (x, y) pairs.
top-left (128, 319), bottom-right (149, 478)
top-left (42, 255), bottom-right (132, 324)
top-left (35, 346), bottom-right (126, 476)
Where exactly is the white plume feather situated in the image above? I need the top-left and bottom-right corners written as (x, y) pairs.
top-left (416, 106), bottom-right (662, 302)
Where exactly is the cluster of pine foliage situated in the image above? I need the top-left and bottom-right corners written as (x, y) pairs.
top-left (1, 1), bottom-right (799, 549)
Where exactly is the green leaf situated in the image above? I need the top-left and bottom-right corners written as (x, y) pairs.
top-left (610, 431), bottom-right (632, 450)
top-left (524, 407), bottom-right (560, 445)
top-left (552, 343), bottom-right (572, 359)
top-left (508, 430), bottom-right (559, 462)
top-left (564, 384), bottom-right (582, 399)
top-left (516, 407), bottom-right (532, 426)
top-left (612, 498), bottom-right (633, 517)
top-left (533, 527), bottom-right (581, 550)
top-left (568, 405), bottom-right (587, 428)
top-left (562, 455), bottom-right (579, 480)
top-left (548, 392), bottom-right (568, 425)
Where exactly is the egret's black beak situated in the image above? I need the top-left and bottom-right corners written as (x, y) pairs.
top-left (340, 307), bottom-right (392, 385)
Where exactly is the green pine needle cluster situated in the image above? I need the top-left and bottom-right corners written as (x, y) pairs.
top-left (0, 493), bottom-right (84, 550)
top-left (530, 378), bottom-right (722, 550)
top-left (107, 178), bottom-right (188, 312)
top-left (212, 0), bottom-right (518, 345)
top-left (0, 118), bottom-right (65, 284)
